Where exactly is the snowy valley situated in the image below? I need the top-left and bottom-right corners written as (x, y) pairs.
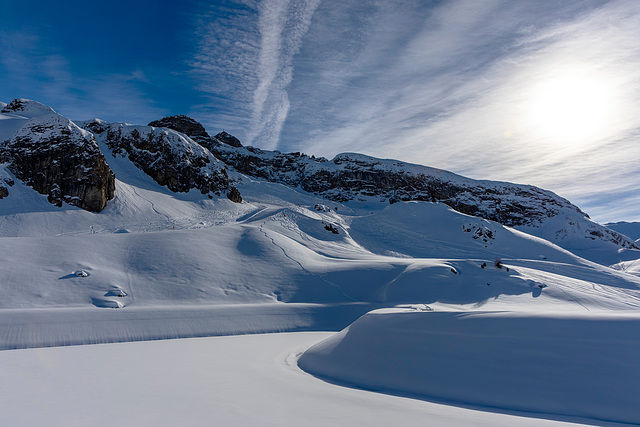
top-left (1, 99), bottom-right (640, 426)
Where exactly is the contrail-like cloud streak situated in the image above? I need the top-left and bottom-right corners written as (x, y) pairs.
top-left (248, 0), bottom-right (321, 149)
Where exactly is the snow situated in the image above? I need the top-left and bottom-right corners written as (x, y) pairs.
top-left (0, 111), bottom-right (28, 144)
top-left (0, 303), bottom-right (380, 350)
top-left (606, 220), bottom-right (640, 240)
top-left (2, 100), bottom-right (640, 425)
top-left (0, 332), bottom-right (598, 427)
top-left (299, 308), bottom-right (640, 425)
top-left (1, 98), bottom-right (56, 117)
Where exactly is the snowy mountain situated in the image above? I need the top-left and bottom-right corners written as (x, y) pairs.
top-left (606, 220), bottom-right (640, 240)
top-left (1, 99), bottom-right (636, 257)
top-left (1, 101), bottom-right (115, 212)
top-left (2, 98), bottom-right (640, 425)
top-left (1, 97), bottom-right (638, 305)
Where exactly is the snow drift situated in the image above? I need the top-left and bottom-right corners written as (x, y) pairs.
top-left (298, 308), bottom-right (640, 425)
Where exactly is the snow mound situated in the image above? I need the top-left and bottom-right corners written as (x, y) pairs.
top-left (299, 309), bottom-right (640, 425)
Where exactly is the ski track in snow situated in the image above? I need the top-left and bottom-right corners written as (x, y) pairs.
top-left (259, 221), bottom-right (359, 302)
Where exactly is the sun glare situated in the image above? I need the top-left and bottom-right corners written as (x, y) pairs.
top-left (530, 74), bottom-right (612, 144)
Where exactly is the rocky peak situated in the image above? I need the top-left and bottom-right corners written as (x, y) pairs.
top-left (2, 112), bottom-right (115, 212)
top-left (90, 121), bottom-right (230, 196)
top-left (214, 131), bottom-right (242, 148)
top-left (1, 98), bottom-right (56, 118)
top-left (148, 115), bottom-right (210, 139)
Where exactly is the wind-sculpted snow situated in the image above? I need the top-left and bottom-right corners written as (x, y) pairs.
top-left (299, 309), bottom-right (640, 425)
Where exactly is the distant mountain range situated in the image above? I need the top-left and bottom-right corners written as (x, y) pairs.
top-left (606, 221), bottom-right (640, 241)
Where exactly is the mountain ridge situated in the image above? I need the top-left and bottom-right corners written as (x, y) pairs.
top-left (1, 98), bottom-right (637, 256)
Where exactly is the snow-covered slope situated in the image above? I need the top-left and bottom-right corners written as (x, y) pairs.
top-left (298, 309), bottom-right (640, 425)
top-left (2, 98), bottom-right (640, 426)
top-left (1, 171), bottom-right (639, 311)
top-left (606, 220), bottom-right (640, 240)
top-left (154, 113), bottom-right (638, 257)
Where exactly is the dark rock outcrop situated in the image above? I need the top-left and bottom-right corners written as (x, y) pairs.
top-left (214, 131), bottom-right (242, 148)
top-left (3, 112), bottom-right (115, 212)
top-left (84, 120), bottom-right (230, 196)
top-left (227, 186), bottom-right (242, 203)
top-left (0, 176), bottom-right (13, 199)
top-left (148, 115), bottom-right (210, 139)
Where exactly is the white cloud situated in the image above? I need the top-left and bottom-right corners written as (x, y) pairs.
top-left (273, 0), bottom-right (640, 222)
top-left (189, 0), bottom-right (320, 148)
top-left (169, 0), bottom-right (640, 221)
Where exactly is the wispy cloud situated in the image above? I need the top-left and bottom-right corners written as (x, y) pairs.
top-left (247, 0), bottom-right (321, 149)
top-left (269, 0), bottom-right (640, 222)
top-left (188, 1), bottom-right (261, 133)
top-left (190, 0), bottom-right (320, 148)
top-left (5, 0), bottom-right (638, 222)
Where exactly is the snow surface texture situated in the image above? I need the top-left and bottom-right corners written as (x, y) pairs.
top-left (299, 309), bottom-right (640, 425)
top-left (606, 220), bottom-right (640, 240)
top-left (2, 98), bottom-right (640, 425)
top-left (0, 333), bottom-right (588, 427)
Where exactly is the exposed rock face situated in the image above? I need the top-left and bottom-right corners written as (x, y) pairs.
top-left (84, 120), bottom-right (230, 196)
top-left (227, 186), bottom-right (242, 203)
top-left (201, 133), bottom-right (639, 250)
top-left (2, 111), bottom-right (115, 212)
top-left (148, 115), bottom-right (210, 139)
top-left (214, 131), bottom-right (242, 148)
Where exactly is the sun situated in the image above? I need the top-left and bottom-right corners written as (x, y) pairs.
top-left (529, 74), bottom-right (611, 144)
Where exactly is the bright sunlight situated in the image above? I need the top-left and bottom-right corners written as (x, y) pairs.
top-left (529, 72), bottom-right (613, 144)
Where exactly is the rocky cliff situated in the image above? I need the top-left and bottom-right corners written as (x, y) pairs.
top-left (82, 118), bottom-right (232, 198)
top-left (146, 114), bottom-right (637, 250)
top-left (1, 101), bottom-right (635, 251)
top-left (1, 101), bottom-right (115, 212)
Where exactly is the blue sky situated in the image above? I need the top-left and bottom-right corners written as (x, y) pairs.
top-left (2, 0), bottom-right (640, 223)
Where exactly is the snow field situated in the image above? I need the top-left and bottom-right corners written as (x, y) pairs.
top-left (299, 308), bottom-right (640, 425)
top-left (3, 103), bottom-right (640, 426)
top-left (0, 332), bottom-right (595, 427)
